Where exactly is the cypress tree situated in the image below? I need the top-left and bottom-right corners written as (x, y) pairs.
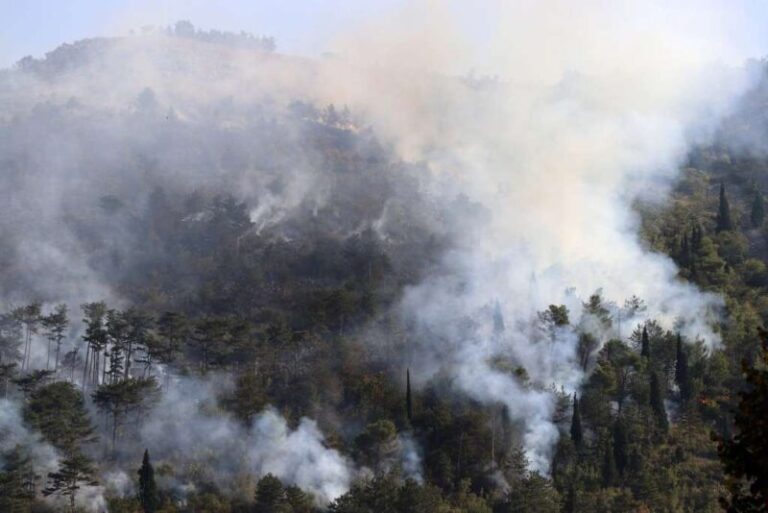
top-left (406, 368), bottom-right (413, 423)
top-left (691, 223), bottom-right (701, 249)
top-left (675, 334), bottom-right (690, 403)
top-left (649, 371), bottom-right (668, 432)
top-left (570, 394), bottom-right (583, 447)
top-left (641, 326), bottom-right (650, 359)
top-left (717, 182), bottom-right (733, 232)
top-left (138, 449), bottom-right (158, 513)
top-left (679, 233), bottom-right (690, 268)
top-left (751, 190), bottom-right (765, 228)
top-left (254, 474), bottom-right (286, 513)
top-left (613, 419), bottom-right (628, 478)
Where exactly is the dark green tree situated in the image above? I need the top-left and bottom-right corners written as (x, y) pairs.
top-left (649, 371), bottom-right (668, 433)
top-left (570, 395), bottom-right (583, 447)
top-left (675, 334), bottom-right (690, 404)
top-left (717, 182), bottom-right (733, 232)
top-left (285, 484), bottom-right (316, 513)
top-left (12, 369), bottom-right (54, 396)
top-left (24, 382), bottom-right (97, 513)
top-left (641, 326), bottom-right (650, 359)
top-left (24, 381), bottom-right (97, 454)
top-left (716, 329), bottom-right (768, 512)
top-left (577, 333), bottom-right (598, 371)
top-left (137, 450), bottom-right (158, 513)
top-left (44, 453), bottom-right (97, 513)
top-left (0, 445), bottom-right (36, 512)
top-left (92, 377), bottom-right (159, 454)
top-left (254, 473), bottom-right (289, 513)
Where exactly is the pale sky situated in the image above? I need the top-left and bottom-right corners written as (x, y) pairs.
top-left (1, 0), bottom-right (767, 69)
top-left (0, 0), bottom-right (411, 68)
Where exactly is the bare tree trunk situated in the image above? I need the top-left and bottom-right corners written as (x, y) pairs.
top-left (82, 345), bottom-right (90, 390)
top-left (55, 339), bottom-right (61, 371)
top-left (124, 341), bottom-right (133, 380)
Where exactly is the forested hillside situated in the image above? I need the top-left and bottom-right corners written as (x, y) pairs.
top-left (1, 21), bottom-right (768, 513)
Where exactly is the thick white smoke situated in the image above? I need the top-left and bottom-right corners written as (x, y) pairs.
top-left (138, 377), bottom-right (352, 504)
top-left (309, 0), bottom-right (761, 471)
top-left (1, 0), bottom-right (766, 488)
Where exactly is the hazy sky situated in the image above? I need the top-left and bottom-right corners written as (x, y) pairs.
top-left (0, 0), bottom-right (410, 68)
top-left (1, 0), bottom-right (767, 69)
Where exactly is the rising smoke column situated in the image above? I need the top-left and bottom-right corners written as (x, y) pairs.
top-left (313, 0), bottom-right (762, 471)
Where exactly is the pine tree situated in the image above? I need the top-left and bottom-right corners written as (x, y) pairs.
top-left (675, 334), bottom-right (690, 404)
top-left (717, 182), bottom-right (733, 232)
top-left (751, 190), bottom-right (765, 228)
top-left (641, 326), bottom-right (650, 359)
top-left (93, 377), bottom-right (160, 455)
top-left (254, 474), bottom-right (287, 513)
top-left (41, 304), bottom-right (68, 372)
top-left (44, 452), bottom-right (97, 513)
top-left (24, 382), bottom-right (97, 513)
top-left (81, 302), bottom-right (108, 389)
top-left (138, 449), bottom-right (158, 513)
top-left (406, 368), bottom-right (413, 423)
top-left (649, 371), bottom-right (668, 432)
top-left (570, 395), bottom-right (583, 447)
top-left (0, 446), bottom-right (36, 512)
top-left (14, 302), bottom-right (41, 373)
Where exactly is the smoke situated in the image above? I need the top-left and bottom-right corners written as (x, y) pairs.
top-left (309, 0), bottom-right (761, 471)
top-left (249, 409), bottom-right (352, 503)
top-left (137, 376), bottom-right (353, 504)
top-left (0, 0), bottom-right (766, 495)
top-left (0, 398), bottom-right (59, 473)
top-left (0, 398), bottom-right (108, 512)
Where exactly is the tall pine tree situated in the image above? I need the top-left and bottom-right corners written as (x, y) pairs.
top-left (717, 182), bottom-right (734, 232)
top-left (138, 449), bottom-right (157, 513)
